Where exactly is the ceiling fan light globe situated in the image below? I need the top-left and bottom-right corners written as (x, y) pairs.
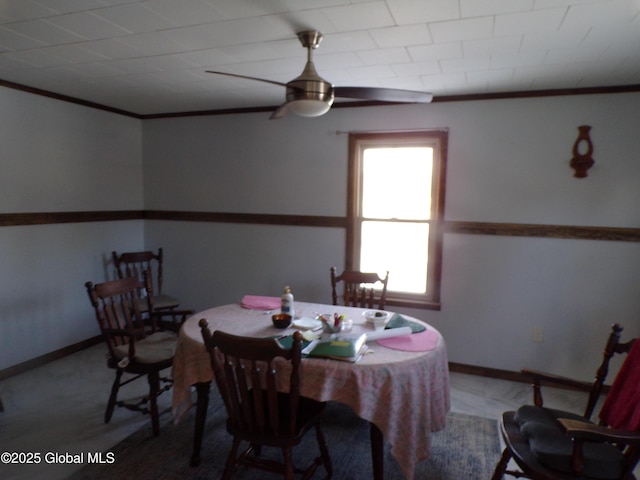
top-left (285, 80), bottom-right (334, 117)
top-left (288, 99), bottom-right (332, 117)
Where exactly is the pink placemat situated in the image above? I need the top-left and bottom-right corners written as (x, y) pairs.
top-left (241, 295), bottom-right (280, 310)
top-left (376, 328), bottom-right (440, 352)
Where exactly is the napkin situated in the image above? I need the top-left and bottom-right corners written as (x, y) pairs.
top-left (376, 329), bottom-right (440, 352)
top-left (385, 313), bottom-right (427, 333)
top-left (241, 295), bottom-right (281, 310)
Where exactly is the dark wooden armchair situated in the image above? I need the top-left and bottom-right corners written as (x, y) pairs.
top-left (492, 323), bottom-right (640, 480)
top-left (330, 267), bottom-right (389, 310)
top-left (85, 274), bottom-right (192, 435)
top-left (199, 320), bottom-right (333, 480)
top-left (112, 248), bottom-right (180, 313)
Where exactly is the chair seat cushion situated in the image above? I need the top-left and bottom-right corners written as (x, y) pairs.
top-left (515, 405), bottom-right (625, 479)
top-left (114, 331), bottom-right (177, 365)
top-left (153, 294), bottom-right (180, 310)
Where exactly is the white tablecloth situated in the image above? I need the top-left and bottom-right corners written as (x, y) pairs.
top-left (172, 301), bottom-right (450, 480)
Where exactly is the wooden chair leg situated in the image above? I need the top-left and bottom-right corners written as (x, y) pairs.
top-left (370, 423), bottom-right (384, 480)
top-left (147, 371), bottom-right (161, 436)
top-left (105, 370), bottom-right (123, 423)
top-left (491, 448), bottom-right (512, 480)
top-left (283, 447), bottom-right (295, 480)
top-left (315, 425), bottom-right (333, 478)
top-left (222, 438), bottom-right (242, 480)
top-left (191, 381), bottom-right (210, 466)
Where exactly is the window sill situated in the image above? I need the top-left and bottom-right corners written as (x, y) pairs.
top-left (385, 296), bottom-right (441, 311)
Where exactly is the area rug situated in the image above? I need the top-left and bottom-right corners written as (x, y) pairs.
top-left (68, 392), bottom-right (500, 480)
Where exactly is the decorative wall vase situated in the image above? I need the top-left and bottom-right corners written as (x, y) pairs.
top-left (570, 125), bottom-right (594, 178)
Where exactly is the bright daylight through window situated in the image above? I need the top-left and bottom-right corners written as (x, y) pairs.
top-left (347, 131), bottom-right (447, 309)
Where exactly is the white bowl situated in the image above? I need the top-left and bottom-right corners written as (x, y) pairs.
top-left (363, 310), bottom-right (391, 324)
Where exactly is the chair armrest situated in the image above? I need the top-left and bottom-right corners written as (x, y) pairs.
top-left (102, 328), bottom-right (136, 360)
top-left (153, 309), bottom-right (194, 316)
top-left (521, 369), bottom-right (593, 406)
top-left (559, 418), bottom-right (640, 445)
top-left (522, 369), bottom-right (594, 391)
top-left (152, 309), bottom-right (195, 333)
top-left (558, 418), bottom-right (640, 475)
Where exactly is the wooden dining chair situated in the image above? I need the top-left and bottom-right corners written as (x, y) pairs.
top-left (199, 320), bottom-right (333, 480)
top-left (330, 267), bottom-right (389, 310)
top-left (492, 323), bottom-right (640, 480)
top-left (85, 273), bottom-right (192, 435)
top-left (112, 248), bottom-right (180, 313)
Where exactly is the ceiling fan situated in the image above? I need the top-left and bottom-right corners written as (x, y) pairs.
top-left (206, 30), bottom-right (433, 120)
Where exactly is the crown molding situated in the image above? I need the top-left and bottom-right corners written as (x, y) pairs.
top-left (2, 77), bottom-right (639, 119)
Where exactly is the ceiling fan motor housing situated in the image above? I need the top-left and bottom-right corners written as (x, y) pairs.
top-left (285, 55), bottom-right (335, 115)
top-left (286, 70), bottom-right (335, 104)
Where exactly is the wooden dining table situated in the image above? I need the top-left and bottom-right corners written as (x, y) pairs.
top-left (171, 301), bottom-right (450, 480)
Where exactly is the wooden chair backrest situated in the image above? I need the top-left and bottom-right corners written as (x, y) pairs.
top-left (200, 321), bottom-right (303, 438)
top-left (85, 274), bottom-right (153, 360)
top-left (330, 267), bottom-right (389, 310)
top-left (587, 324), bottom-right (636, 420)
top-left (530, 323), bottom-right (637, 421)
top-left (113, 248), bottom-right (165, 295)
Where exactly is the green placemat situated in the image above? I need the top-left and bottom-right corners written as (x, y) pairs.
top-left (272, 335), bottom-right (312, 350)
top-left (385, 313), bottom-right (426, 333)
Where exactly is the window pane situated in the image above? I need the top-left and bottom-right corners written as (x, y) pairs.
top-left (362, 147), bottom-right (433, 220)
top-left (360, 221), bottom-right (429, 294)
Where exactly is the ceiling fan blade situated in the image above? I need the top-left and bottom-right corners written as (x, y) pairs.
top-left (269, 103), bottom-right (290, 120)
top-left (206, 71), bottom-right (287, 88)
top-left (334, 86), bottom-right (433, 104)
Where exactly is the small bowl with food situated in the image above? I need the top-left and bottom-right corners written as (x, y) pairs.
top-left (363, 310), bottom-right (391, 331)
top-left (271, 313), bottom-right (292, 329)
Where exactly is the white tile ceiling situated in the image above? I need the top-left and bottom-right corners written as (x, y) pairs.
top-left (0, 0), bottom-right (638, 116)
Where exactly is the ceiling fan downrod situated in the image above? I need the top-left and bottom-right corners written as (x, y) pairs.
top-left (284, 30), bottom-right (334, 116)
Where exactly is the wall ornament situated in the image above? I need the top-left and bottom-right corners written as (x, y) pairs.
top-left (570, 125), bottom-right (594, 178)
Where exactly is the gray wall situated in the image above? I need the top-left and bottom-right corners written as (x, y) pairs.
top-left (0, 87), bottom-right (144, 369)
top-left (2, 83), bottom-right (639, 382)
top-left (143, 94), bottom-right (640, 380)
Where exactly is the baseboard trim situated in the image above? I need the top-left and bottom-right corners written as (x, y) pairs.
top-left (448, 362), bottom-right (531, 384)
top-left (0, 344), bottom-right (531, 384)
top-left (449, 362), bottom-right (610, 394)
top-left (0, 344), bottom-right (603, 396)
top-left (0, 335), bottom-right (103, 381)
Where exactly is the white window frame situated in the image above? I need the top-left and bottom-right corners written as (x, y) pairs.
top-left (347, 130), bottom-right (448, 310)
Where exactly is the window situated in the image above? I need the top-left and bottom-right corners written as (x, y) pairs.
top-left (347, 131), bottom-right (448, 309)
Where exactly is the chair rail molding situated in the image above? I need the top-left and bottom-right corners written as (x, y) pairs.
top-left (1, 211), bottom-right (639, 244)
